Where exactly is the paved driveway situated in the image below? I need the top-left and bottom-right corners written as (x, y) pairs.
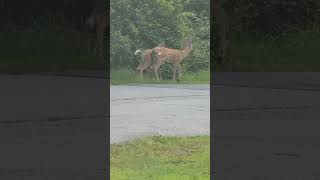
top-left (111, 84), bottom-right (210, 143)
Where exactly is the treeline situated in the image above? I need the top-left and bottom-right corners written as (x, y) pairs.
top-left (214, 0), bottom-right (320, 68)
top-left (224, 0), bottom-right (320, 37)
top-left (0, 0), bottom-right (96, 30)
top-left (0, 0), bottom-right (108, 73)
top-left (2, 0), bottom-right (319, 71)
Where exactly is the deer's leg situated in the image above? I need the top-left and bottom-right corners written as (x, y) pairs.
top-left (155, 67), bottom-right (160, 81)
top-left (159, 67), bottom-right (162, 80)
top-left (177, 64), bottom-right (182, 81)
top-left (140, 69), bottom-right (143, 80)
top-left (172, 64), bottom-right (177, 81)
top-left (153, 64), bottom-right (161, 81)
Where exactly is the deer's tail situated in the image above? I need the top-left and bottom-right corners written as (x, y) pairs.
top-left (134, 49), bottom-right (144, 56)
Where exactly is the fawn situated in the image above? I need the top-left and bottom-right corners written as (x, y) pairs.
top-left (134, 49), bottom-right (162, 80)
top-left (151, 39), bottom-right (193, 81)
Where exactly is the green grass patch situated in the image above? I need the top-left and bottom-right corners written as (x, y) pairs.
top-left (215, 30), bottom-right (320, 71)
top-left (110, 69), bottom-right (209, 85)
top-left (111, 135), bottom-right (210, 180)
top-left (0, 28), bottom-right (106, 74)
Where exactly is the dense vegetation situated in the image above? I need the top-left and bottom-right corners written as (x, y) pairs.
top-left (214, 0), bottom-right (320, 71)
top-left (0, 0), bottom-right (106, 73)
top-left (111, 0), bottom-right (210, 79)
top-left (2, 0), bottom-right (320, 73)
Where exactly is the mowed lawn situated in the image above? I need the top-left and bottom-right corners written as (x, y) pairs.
top-left (111, 135), bottom-right (210, 180)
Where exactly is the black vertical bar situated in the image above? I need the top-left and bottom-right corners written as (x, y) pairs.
top-left (106, 0), bottom-right (110, 179)
top-left (210, 0), bottom-right (215, 179)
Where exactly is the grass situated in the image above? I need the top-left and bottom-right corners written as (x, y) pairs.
top-left (110, 69), bottom-right (209, 85)
top-left (111, 135), bottom-right (210, 180)
top-left (0, 28), bottom-right (106, 74)
top-left (214, 30), bottom-right (320, 71)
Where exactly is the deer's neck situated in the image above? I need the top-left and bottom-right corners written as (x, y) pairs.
top-left (182, 46), bottom-right (192, 58)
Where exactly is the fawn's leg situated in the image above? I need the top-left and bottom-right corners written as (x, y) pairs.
top-left (159, 67), bottom-right (162, 80)
top-left (155, 67), bottom-right (160, 81)
top-left (153, 63), bottom-right (162, 81)
top-left (177, 64), bottom-right (182, 81)
top-left (140, 69), bottom-right (143, 80)
top-left (172, 64), bottom-right (177, 81)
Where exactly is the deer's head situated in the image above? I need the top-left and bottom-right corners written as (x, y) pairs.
top-left (184, 38), bottom-right (193, 52)
top-left (135, 49), bottom-right (145, 70)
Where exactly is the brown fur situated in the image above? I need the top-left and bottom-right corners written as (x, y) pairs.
top-left (135, 49), bottom-right (161, 80)
top-left (151, 39), bottom-right (192, 81)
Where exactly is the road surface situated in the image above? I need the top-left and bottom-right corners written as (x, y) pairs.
top-left (110, 84), bottom-right (210, 143)
top-left (213, 72), bottom-right (320, 180)
top-left (0, 74), bottom-right (107, 180)
top-left (2, 72), bottom-right (320, 179)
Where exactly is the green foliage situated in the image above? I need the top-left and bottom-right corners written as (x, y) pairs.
top-left (0, 28), bottom-right (104, 73)
top-left (110, 31), bottom-right (134, 68)
top-left (224, 0), bottom-right (320, 37)
top-left (0, 0), bottom-right (107, 73)
top-left (211, 0), bottom-right (320, 69)
top-left (110, 0), bottom-right (209, 75)
top-left (216, 29), bottom-right (320, 71)
top-left (0, 0), bottom-right (96, 29)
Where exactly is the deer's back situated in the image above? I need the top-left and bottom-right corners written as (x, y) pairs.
top-left (152, 47), bottom-right (184, 63)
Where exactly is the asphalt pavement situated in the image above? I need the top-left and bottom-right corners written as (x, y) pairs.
top-left (2, 72), bottom-right (320, 179)
top-left (213, 72), bottom-right (320, 180)
top-left (110, 84), bottom-right (210, 143)
top-left (0, 74), bottom-right (108, 180)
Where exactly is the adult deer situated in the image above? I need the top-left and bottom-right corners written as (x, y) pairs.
top-left (134, 48), bottom-right (162, 80)
top-left (151, 38), bottom-right (192, 81)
